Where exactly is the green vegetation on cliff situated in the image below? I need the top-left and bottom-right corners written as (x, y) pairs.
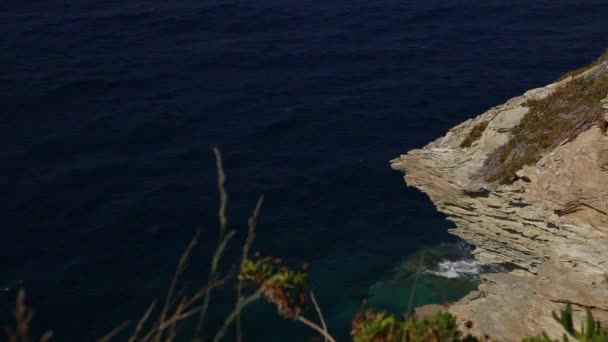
top-left (483, 51), bottom-right (608, 184)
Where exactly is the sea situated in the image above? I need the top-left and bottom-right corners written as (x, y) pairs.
top-left (1, 1), bottom-right (608, 340)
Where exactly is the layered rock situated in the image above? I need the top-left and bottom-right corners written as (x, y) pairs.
top-left (391, 61), bottom-right (608, 340)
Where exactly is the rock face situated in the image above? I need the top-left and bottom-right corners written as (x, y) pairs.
top-left (391, 61), bottom-right (608, 340)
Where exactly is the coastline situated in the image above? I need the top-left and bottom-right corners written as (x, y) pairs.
top-left (391, 58), bottom-right (608, 339)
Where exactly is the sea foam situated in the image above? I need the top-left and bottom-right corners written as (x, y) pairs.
top-left (425, 259), bottom-right (480, 279)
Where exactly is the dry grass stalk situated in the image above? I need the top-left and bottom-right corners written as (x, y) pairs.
top-left (212, 287), bottom-right (264, 342)
top-left (98, 322), bottom-right (130, 342)
top-left (156, 232), bottom-right (200, 342)
top-left (136, 272), bottom-right (228, 342)
top-left (214, 147), bottom-right (228, 236)
top-left (294, 315), bottom-right (336, 342)
top-left (4, 289), bottom-right (53, 342)
top-left (128, 300), bottom-right (157, 342)
top-left (102, 190), bottom-right (229, 342)
top-left (310, 291), bottom-right (329, 342)
top-left (236, 194), bottom-right (265, 342)
top-left (195, 148), bottom-right (235, 339)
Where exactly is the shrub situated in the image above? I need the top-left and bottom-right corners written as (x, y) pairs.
top-left (482, 69), bottom-right (608, 184)
top-left (351, 309), bottom-right (477, 342)
top-left (460, 121), bottom-right (489, 148)
top-left (524, 304), bottom-right (608, 342)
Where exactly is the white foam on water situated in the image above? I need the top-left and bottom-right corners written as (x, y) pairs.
top-left (425, 259), bottom-right (480, 279)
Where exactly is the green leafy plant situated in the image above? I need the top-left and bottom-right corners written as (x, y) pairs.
top-left (351, 307), bottom-right (479, 342)
top-left (239, 255), bottom-right (309, 318)
top-left (482, 63), bottom-right (608, 184)
top-left (554, 304), bottom-right (608, 342)
top-left (351, 309), bottom-right (403, 342)
top-left (524, 304), bottom-right (608, 342)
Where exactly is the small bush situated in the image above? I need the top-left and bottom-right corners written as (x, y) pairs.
top-left (351, 308), bottom-right (478, 342)
top-left (482, 69), bottom-right (608, 184)
top-left (460, 121), bottom-right (489, 148)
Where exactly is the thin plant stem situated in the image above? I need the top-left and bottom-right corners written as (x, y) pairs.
top-left (5, 290), bottom-right (54, 342)
top-left (132, 277), bottom-right (226, 342)
top-left (407, 254), bottom-right (425, 316)
top-left (214, 147), bottom-right (228, 237)
top-left (194, 230), bottom-right (235, 339)
top-left (295, 316), bottom-right (337, 342)
top-left (212, 290), bottom-right (264, 342)
top-left (157, 232), bottom-right (199, 342)
top-left (129, 300), bottom-right (157, 342)
top-left (195, 148), bottom-right (233, 339)
top-left (236, 194), bottom-right (265, 342)
top-left (310, 291), bottom-right (329, 342)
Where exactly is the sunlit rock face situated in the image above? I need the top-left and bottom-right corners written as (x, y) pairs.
top-left (391, 60), bottom-right (608, 340)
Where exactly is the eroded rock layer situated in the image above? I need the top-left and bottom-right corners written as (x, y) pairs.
top-left (391, 61), bottom-right (608, 340)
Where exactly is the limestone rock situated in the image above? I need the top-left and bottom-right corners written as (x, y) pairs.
top-left (391, 60), bottom-right (608, 340)
top-left (487, 106), bottom-right (528, 133)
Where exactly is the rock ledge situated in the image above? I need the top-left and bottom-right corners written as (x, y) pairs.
top-left (391, 61), bottom-right (608, 340)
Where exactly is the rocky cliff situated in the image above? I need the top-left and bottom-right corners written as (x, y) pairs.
top-left (391, 56), bottom-right (608, 340)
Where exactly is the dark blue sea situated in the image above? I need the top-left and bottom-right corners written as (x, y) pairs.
top-left (2, 1), bottom-right (608, 340)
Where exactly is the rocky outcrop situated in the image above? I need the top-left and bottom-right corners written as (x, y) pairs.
top-left (391, 61), bottom-right (608, 340)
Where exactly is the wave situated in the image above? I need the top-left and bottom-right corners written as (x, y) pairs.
top-left (425, 259), bottom-right (480, 279)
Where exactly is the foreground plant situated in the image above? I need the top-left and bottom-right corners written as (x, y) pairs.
top-left (351, 307), bottom-right (478, 342)
top-left (3, 290), bottom-right (53, 342)
top-left (481, 48), bottom-right (608, 184)
top-left (525, 304), bottom-right (608, 342)
top-left (237, 255), bottom-right (334, 341)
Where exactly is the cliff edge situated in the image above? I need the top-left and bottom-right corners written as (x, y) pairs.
top-left (391, 53), bottom-right (608, 340)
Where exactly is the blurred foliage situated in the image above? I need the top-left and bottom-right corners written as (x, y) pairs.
top-left (351, 307), bottom-right (479, 342)
top-left (239, 254), bottom-right (309, 319)
top-left (483, 70), bottom-right (608, 184)
top-left (524, 304), bottom-right (608, 342)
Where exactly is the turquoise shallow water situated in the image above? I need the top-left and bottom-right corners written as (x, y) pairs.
top-left (368, 243), bottom-right (480, 309)
top-left (2, 1), bottom-right (608, 340)
top-left (238, 243), bottom-right (479, 341)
